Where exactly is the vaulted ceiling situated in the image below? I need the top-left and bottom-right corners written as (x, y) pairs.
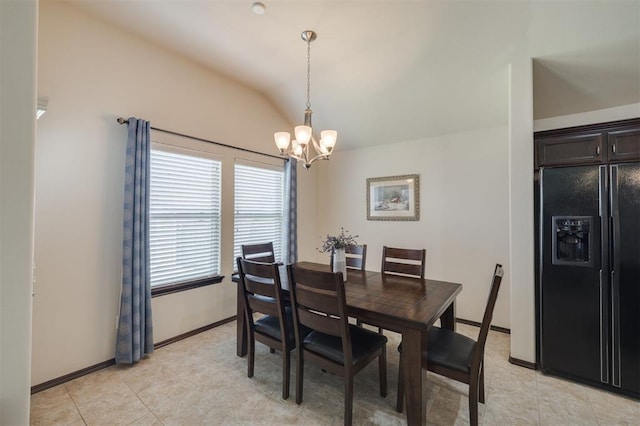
top-left (61, 0), bottom-right (640, 150)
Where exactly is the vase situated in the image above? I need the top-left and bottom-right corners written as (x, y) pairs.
top-left (332, 248), bottom-right (347, 281)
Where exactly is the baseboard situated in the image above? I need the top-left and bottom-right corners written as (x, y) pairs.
top-left (31, 315), bottom-right (236, 394)
top-left (508, 356), bottom-right (537, 370)
top-left (31, 359), bottom-right (116, 394)
top-left (154, 316), bottom-right (236, 349)
top-left (455, 319), bottom-right (536, 370)
top-left (456, 317), bottom-right (511, 334)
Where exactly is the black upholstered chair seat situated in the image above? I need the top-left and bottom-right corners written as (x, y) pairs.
top-left (423, 326), bottom-right (475, 374)
top-left (255, 308), bottom-right (311, 346)
top-left (254, 314), bottom-right (288, 343)
top-left (398, 327), bottom-right (475, 374)
top-left (304, 325), bottom-right (388, 365)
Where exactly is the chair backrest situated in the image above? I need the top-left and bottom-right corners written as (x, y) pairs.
top-left (473, 264), bottom-right (504, 361)
top-left (381, 246), bottom-right (426, 279)
top-left (242, 242), bottom-right (276, 263)
top-left (237, 257), bottom-right (287, 330)
top-left (346, 244), bottom-right (367, 271)
top-left (287, 265), bottom-right (352, 361)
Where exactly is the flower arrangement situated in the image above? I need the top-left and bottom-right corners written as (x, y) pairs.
top-left (318, 228), bottom-right (359, 253)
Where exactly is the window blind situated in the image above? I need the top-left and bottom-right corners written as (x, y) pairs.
top-left (233, 163), bottom-right (285, 267)
top-left (149, 148), bottom-right (221, 287)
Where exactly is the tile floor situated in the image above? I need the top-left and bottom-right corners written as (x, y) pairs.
top-left (30, 322), bottom-right (639, 425)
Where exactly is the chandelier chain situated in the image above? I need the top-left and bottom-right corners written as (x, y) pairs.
top-left (306, 38), bottom-right (311, 110)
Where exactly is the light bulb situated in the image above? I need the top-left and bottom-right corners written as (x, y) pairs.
top-left (294, 125), bottom-right (312, 145)
top-left (320, 130), bottom-right (337, 150)
top-left (292, 140), bottom-right (303, 156)
top-left (318, 139), bottom-right (329, 155)
top-left (274, 132), bottom-right (290, 152)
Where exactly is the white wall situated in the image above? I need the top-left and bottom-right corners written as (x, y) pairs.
top-left (508, 55), bottom-right (536, 363)
top-left (316, 126), bottom-right (511, 328)
top-left (0, 0), bottom-right (37, 423)
top-left (534, 103), bottom-right (640, 132)
top-left (33, 2), bottom-right (318, 386)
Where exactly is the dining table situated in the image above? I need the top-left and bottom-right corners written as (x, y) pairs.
top-left (234, 261), bottom-right (463, 426)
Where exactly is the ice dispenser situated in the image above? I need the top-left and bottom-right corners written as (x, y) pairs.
top-left (552, 216), bottom-right (593, 267)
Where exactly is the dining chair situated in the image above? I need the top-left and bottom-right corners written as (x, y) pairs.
top-left (395, 264), bottom-right (504, 426)
top-left (361, 245), bottom-right (427, 333)
top-left (241, 242), bottom-right (276, 263)
top-left (330, 244), bottom-right (367, 271)
top-left (241, 242), bottom-right (283, 355)
top-left (381, 245), bottom-right (426, 279)
top-left (237, 257), bottom-right (310, 400)
top-left (346, 244), bottom-right (367, 271)
top-left (287, 264), bottom-right (388, 426)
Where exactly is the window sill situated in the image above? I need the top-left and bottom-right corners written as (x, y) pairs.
top-left (151, 275), bottom-right (225, 298)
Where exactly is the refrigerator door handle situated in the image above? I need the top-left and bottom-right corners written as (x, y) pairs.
top-left (599, 269), bottom-right (609, 384)
top-left (611, 270), bottom-right (620, 387)
top-left (598, 165), bottom-right (610, 384)
top-left (610, 165), bottom-right (621, 388)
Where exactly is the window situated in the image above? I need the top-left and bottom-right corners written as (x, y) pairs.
top-left (149, 146), bottom-right (222, 290)
top-left (233, 162), bottom-right (285, 267)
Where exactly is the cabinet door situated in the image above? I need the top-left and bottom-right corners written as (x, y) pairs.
top-left (607, 127), bottom-right (640, 162)
top-left (536, 132), bottom-right (604, 167)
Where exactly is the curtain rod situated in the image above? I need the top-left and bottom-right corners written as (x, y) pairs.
top-left (116, 117), bottom-right (285, 161)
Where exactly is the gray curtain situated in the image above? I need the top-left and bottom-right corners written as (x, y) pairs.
top-left (284, 159), bottom-right (298, 264)
top-left (116, 117), bottom-right (153, 364)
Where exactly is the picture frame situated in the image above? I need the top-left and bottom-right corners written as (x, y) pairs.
top-left (366, 174), bottom-right (420, 221)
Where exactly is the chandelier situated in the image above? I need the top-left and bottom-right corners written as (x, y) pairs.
top-left (274, 30), bottom-right (337, 169)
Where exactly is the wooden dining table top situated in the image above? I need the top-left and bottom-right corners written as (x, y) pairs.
top-left (274, 261), bottom-right (463, 333)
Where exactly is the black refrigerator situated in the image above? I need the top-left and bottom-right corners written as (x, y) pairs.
top-left (539, 162), bottom-right (640, 398)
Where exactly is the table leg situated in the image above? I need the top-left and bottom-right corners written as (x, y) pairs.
top-left (440, 301), bottom-right (456, 331)
top-left (236, 283), bottom-right (247, 357)
top-left (402, 328), bottom-right (425, 426)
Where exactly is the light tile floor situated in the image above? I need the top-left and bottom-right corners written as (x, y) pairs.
top-left (30, 322), bottom-right (639, 425)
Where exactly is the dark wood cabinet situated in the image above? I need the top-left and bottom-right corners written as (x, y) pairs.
top-left (608, 127), bottom-right (640, 162)
top-left (536, 132), bottom-right (603, 167)
top-left (535, 118), bottom-right (640, 169)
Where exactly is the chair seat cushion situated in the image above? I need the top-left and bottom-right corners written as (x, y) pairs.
top-left (254, 308), bottom-right (311, 347)
top-left (303, 324), bottom-right (388, 365)
top-left (423, 326), bottom-right (476, 374)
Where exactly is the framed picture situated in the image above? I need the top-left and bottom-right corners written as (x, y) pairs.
top-left (366, 174), bottom-right (419, 221)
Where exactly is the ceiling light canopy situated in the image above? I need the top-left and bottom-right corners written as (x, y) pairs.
top-left (251, 2), bottom-right (265, 15)
top-left (274, 30), bottom-right (337, 169)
